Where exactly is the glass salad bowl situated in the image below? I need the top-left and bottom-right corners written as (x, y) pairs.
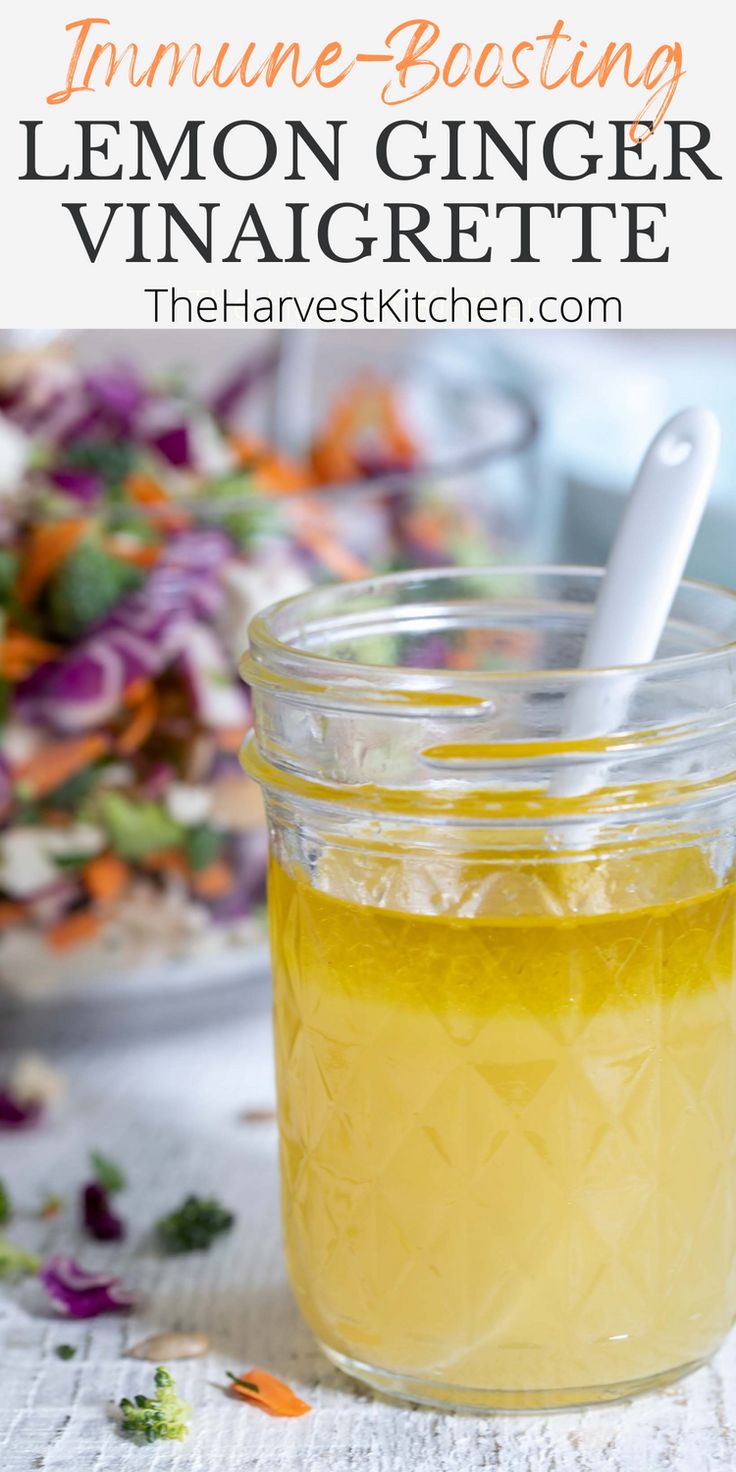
top-left (0, 344), bottom-right (541, 1006)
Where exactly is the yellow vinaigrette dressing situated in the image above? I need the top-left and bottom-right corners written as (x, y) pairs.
top-left (244, 566), bottom-right (736, 1410)
top-left (270, 851), bottom-right (736, 1407)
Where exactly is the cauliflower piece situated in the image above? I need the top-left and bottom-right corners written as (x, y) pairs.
top-left (0, 830), bottom-right (60, 898)
top-left (0, 721), bottom-right (43, 768)
top-left (0, 412), bottom-right (31, 493)
top-left (217, 551), bottom-right (310, 662)
top-left (164, 783), bottom-right (213, 827)
top-left (0, 824), bottom-right (104, 898)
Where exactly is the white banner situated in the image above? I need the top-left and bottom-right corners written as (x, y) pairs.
top-left (0, 0), bottom-right (733, 328)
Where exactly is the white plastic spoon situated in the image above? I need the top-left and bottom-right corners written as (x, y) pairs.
top-left (555, 406), bottom-right (721, 799)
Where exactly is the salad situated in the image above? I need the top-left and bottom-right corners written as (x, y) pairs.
top-left (0, 351), bottom-right (511, 999)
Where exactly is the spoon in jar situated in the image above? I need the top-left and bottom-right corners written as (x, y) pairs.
top-left (555, 405), bottom-right (721, 801)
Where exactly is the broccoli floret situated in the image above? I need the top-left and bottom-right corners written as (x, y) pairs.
top-left (49, 766), bottom-right (98, 812)
top-left (66, 438), bottom-right (140, 488)
top-left (119, 1367), bottom-right (191, 1443)
top-left (0, 549), bottom-right (18, 606)
top-left (46, 542), bottom-right (143, 640)
top-left (156, 1195), bottom-right (234, 1254)
top-left (184, 826), bottom-right (225, 873)
top-left (0, 1180), bottom-right (10, 1225)
top-left (0, 1237), bottom-right (40, 1278)
top-left (203, 474), bottom-right (282, 549)
top-left (89, 1150), bottom-right (126, 1194)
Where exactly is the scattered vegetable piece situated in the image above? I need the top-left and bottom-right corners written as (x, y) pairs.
top-left (56, 1344), bottom-right (77, 1361)
top-left (191, 859), bottom-right (235, 900)
top-left (104, 538), bottom-right (161, 570)
top-left (98, 792), bottom-right (184, 862)
top-left (17, 519), bottom-right (90, 604)
top-left (82, 852), bottom-right (131, 903)
top-left (293, 516), bottom-right (370, 581)
top-left (39, 1193), bottom-right (64, 1220)
top-left (82, 1182), bottom-right (125, 1242)
top-left (239, 1107), bottom-right (277, 1125)
top-left (226, 1368), bottom-right (311, 1418)
top-left (47, 767), bottom-right (97, 812)
top-left (0, 1087), bottom-right (43, 1130)
top-left (124, 472), bottom-right (170, 507)
top-left (152, 425), bottom-right (190, 470)
top-left (119, 1366), bottom-right (191, 1443)
top-left (46, 540), bottom-right (143, 640)
top-left (140, 846), bottom-right (189, 879)
top-left (0, 1237), bottom-right (41, 1278)
top-left (0, 900), bottom-right (27, 929)
top-left (0, 630), bottom-right (60, 681)
top-left (39, 1255), bottom-right (138, 1318)
top-left (156, 1195), bottom-right (234, 1254)
top-left (0, 1180), bottom-right (11, 1224)
top-left (15, 734), bottom-right (109, 801)
top-left (89, 1150), bottom-right (126, 1194)
top-left (214, 726), bottom-right (249, 755)
top-left (183, 825), bottom-right (224, 873)
top-left (117, 683), bottom-right (157, 756)
top-left (47, 911), bottom-right (102, 952)
top-left (10, 1052), bottom-right (65, 1106)
top-left (66, 437), bottom-right (140, 488)
top-left (0, 548), bottom-right (18, 601)
top-left (128, 1332), bottom-right (210, 1362)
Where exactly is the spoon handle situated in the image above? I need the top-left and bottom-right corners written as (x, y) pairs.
top-left (555, 407), bottom-right (720, 802)
top-left (580, 406), bottom-right (721, 673)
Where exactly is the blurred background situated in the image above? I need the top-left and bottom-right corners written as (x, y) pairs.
top-left (0, 326), bottom-right (734, 1023)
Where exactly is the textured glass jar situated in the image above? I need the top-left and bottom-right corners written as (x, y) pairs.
top-left (242, 567), bottom-right (736, 1412)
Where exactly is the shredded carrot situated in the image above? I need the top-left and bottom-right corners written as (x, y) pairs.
top-left (47, 911), bottom-right (102, 952)
top-left (122, 676), bottom-right (150, 708)
top-left (215, 725), bottom-right (250, 754)
top-left (311, 379), bottom-right (416, 483)
top-left (295, 516), bottom-right (370, 581)
top-left (15, 734), bottom-right (109, 800)
top-left (309, 383), bottom-right (366, 483)
top-left (191, 860), bottom-right (235, 899)
top-left (228, 432), bottom-right (269, 467)
top-left (0, 630), bottom-right (60, 681)
top-left (42, 811), bottom-right (72, 829)
top-left (227, 1369), bottom-right (311, 1418)
top-left (0, 901), bottom-right (27, 929)
top-left (82, 852), bottom-right (131, 903)
top-left (404, 508), bottom-right (448, 555)
top-left (104, 537), bottom-right (161, 569)
top-left (117, 685), bottom-right (157, 755)
top-left (378, 382), bottom-right (416, 462)
top-left (310, 438), bottom-right (358, 485)
top-left (123, 473), bottom-right (191, 531)
top-left (228, 433), bottom-right (313, 493)
top-left (17, 520), bottom-right (90, 604)
top-left (254, 456), bottom-right (314, 496)
top-left (39, 1195), bottom-right (63, 1220)
top-left (124, 472), bottom-right (170, 506)
top-left (141, 848), bottom-right (189, 878)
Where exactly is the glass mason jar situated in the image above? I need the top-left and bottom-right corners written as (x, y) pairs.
top-left (242, 566), bottom-right (736, 1413)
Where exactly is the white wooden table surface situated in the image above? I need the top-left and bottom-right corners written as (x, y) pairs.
top-left (2, 981), bottom-right (736, 1472)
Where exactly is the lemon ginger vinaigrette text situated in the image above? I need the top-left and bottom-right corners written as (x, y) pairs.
top-left (242, 568), bottom-right (736, 1411)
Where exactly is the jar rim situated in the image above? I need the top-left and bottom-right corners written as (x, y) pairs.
top-left (243, 564), bottom-right (736, 703)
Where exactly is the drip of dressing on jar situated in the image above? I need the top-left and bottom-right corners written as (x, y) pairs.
top-left (555, 406), bottom-right (721, 802)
